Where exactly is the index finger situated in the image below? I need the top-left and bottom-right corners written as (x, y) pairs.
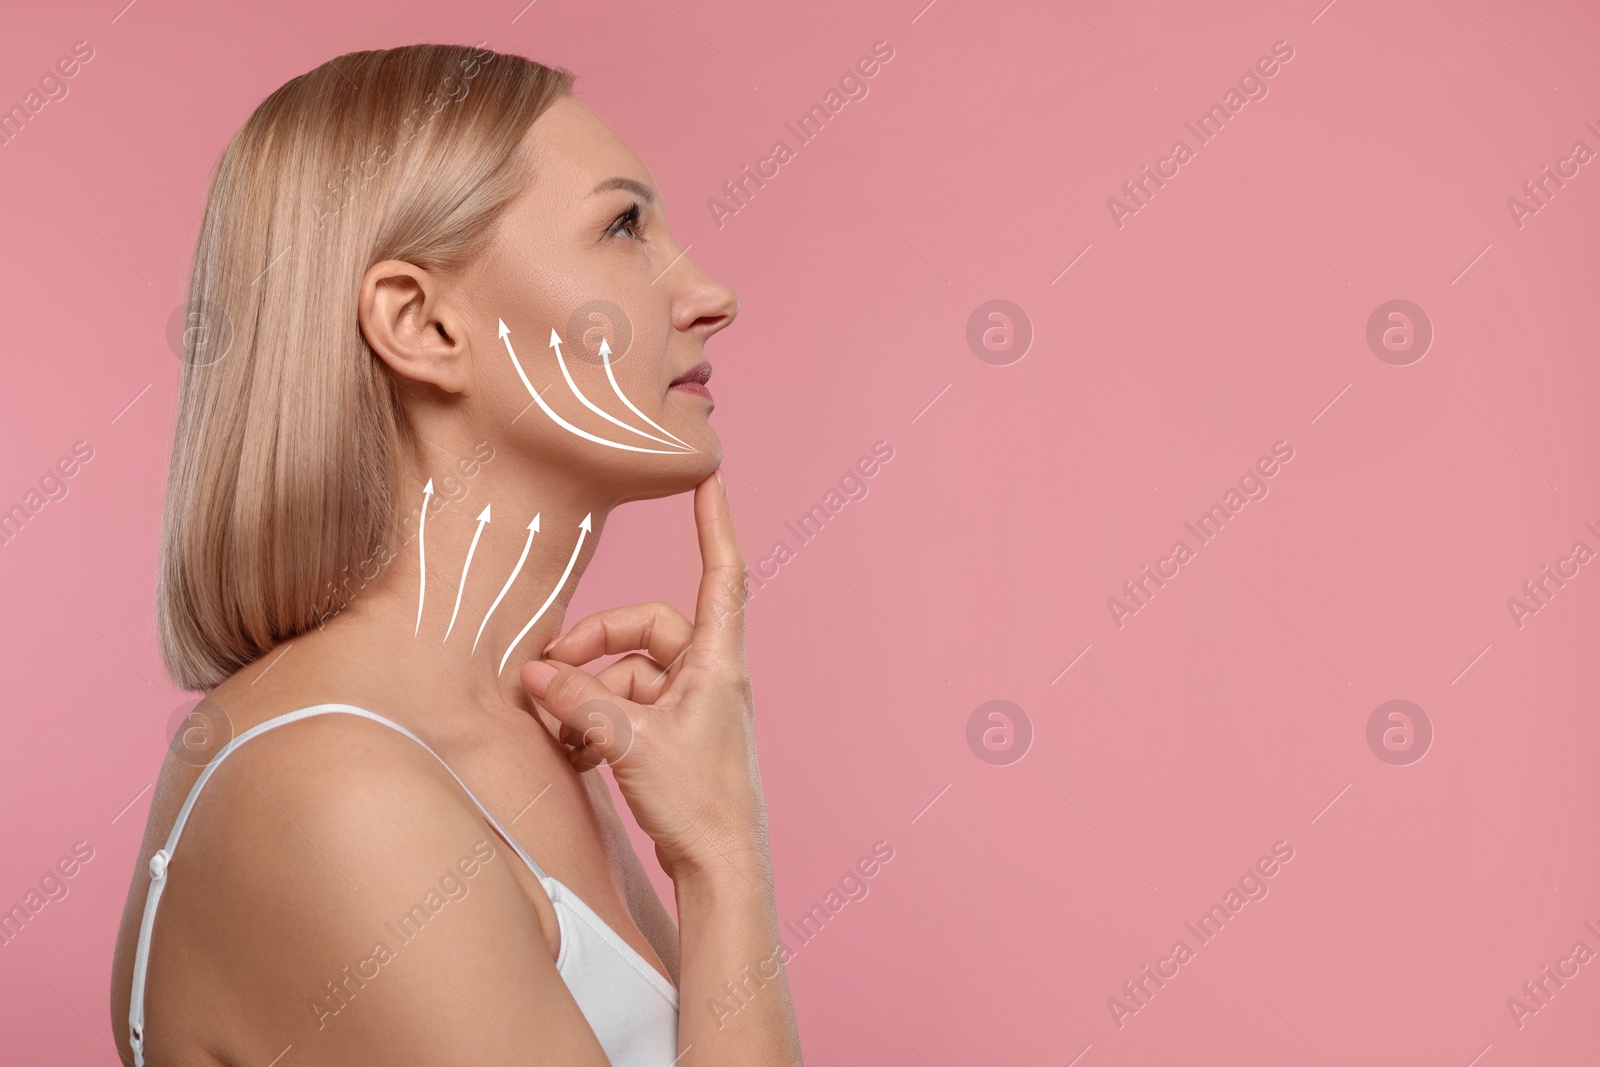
top-left (691, 469), bottom-right (748, 658)
top-left (543, 602), bottom-right (693, 669)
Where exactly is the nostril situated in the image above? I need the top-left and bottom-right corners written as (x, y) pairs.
top-left (690, 311), bottom-right (735, 336)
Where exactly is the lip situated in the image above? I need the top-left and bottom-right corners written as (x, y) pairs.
top-left (668, 361), bottom-right (713, 399)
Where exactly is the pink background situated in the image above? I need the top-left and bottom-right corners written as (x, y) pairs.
top-left (2, 0), bottom-right (1598, 1062)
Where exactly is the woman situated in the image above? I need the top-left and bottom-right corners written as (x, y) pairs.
top-left (109, 43), bottom-right (802, 1066)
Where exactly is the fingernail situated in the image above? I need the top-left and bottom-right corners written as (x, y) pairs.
top-left (524, 660), bottom-right (558, 694)
top-left (715, 468), bottom-right (726, 492)
top-left (541, 636), bottom-right (558, 655)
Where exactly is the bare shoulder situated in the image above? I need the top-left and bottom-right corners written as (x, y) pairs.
top-left (125, 710), bottom-right (610, 1067)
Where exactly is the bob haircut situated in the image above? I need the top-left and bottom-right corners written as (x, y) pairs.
top-left (157, 43), bottom-right (574, 692)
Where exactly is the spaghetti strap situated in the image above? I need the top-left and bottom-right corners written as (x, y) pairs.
top-left (127, 703), bottom-right (551, 1067)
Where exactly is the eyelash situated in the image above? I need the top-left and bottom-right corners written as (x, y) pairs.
top-left (607, 202), bottom-right (644, 241)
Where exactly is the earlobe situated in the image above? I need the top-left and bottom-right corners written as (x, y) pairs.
top-left (359, 258), bottom-right (472, 394)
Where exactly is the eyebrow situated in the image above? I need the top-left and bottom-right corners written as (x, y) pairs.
top-left (589, 176), bottom-right (657, 205)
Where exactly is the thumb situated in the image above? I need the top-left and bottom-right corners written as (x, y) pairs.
top-left (522, 660), bottom-right (638, 766)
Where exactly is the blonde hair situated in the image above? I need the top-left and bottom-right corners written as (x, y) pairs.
top-left (157, 43), bottom-right (574, 691)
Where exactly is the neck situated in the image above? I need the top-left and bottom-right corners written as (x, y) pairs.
top-left (291, 455), bottom-right (614, 725)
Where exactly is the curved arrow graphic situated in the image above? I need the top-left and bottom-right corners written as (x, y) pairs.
top-left (599, 336), bottom-right (697, 451)
top-left (501, 320), bottom-right (688, 455)
top-left (413, 478), bottom-right (434, 637)
top-left (549, 329), bottom-right (691, 451)
top-left (498, 513), bottom-right (591, 677)
top-left (444, 504), bottom-right (492, 642)
top-left (474, 513), bottom-right (539, 653)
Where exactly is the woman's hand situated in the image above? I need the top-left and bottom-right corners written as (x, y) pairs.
top-left (520, 471), bottom-right (769, 887)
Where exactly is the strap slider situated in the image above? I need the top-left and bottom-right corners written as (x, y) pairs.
top-left (148, 849), bottom-right (170, 882)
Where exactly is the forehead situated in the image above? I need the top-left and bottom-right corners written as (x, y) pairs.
top-left (518, 96), bottom-right (652, 196)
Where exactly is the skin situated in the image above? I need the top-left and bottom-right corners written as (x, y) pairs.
top-left (109, 96), bottom-right (802, 1066)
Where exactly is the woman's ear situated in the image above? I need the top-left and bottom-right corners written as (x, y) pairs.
top-left (358, 259), bottom-right (472, 393)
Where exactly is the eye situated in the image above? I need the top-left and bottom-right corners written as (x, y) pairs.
top-left (606, 202), bottom-right (644, 241)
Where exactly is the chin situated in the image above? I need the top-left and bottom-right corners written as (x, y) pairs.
top-left (611, 435), bottom-right (722, 504)
top-left (664, 436), bottom-right (724, 489)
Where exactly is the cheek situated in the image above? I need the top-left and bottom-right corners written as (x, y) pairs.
top-left (562, 297), bottom-right (636, 370)
top-left (524, 314), bottom-right (690, 453)
top-left (603, 315), bottom-right (673, 397)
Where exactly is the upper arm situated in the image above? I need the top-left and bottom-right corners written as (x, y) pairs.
top-left (172, 716), bottom-right (612, 1067)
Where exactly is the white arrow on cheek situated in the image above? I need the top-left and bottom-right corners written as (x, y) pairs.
top-left (500, 319), bottom-right (691, 454)
top-left (549, 329), bottom-right (692, 451)
top-left (599, 336), bottom-right (697, 451)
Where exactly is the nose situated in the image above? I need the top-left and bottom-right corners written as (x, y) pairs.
top-left (670, 256), bottom-right (739, 343)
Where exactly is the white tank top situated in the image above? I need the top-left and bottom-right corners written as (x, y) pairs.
top-left (127, 704), bottom-right (679, 1067)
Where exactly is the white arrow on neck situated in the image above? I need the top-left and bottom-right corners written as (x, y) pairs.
top-left (549, 329), bottom-right (691, 450)
top-left (474, 513), bottom-right (539, 653)
top-left (500, 320), bottom-right (688, 454)
top-left (599, 336), bottom-right (697, 451)
top-left (498, 513), bottom-right (591, 677)
top-left (414, 478), bottom-right (434, 637)
top-left (444, 503), bottom-right (492, 642)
